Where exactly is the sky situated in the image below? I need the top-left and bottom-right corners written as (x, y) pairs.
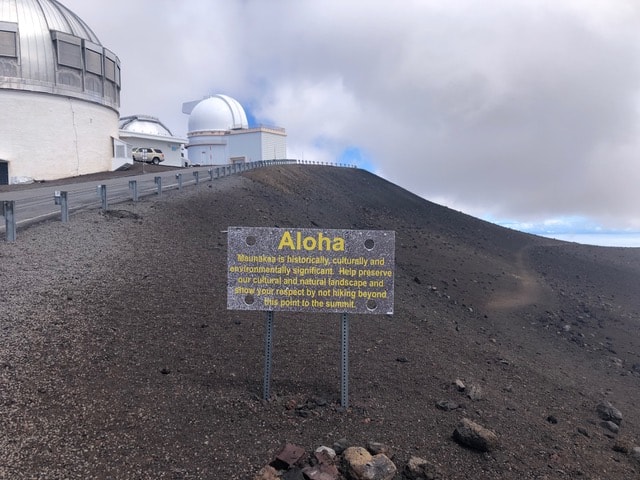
top-left (62, 0), bottom-right (640, 247)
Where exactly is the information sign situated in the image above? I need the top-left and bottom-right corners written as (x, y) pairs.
top-left (227, 227), bottom-right (395, 314)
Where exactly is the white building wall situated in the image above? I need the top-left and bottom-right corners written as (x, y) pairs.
top-left (261, 131), bottom-right (287, 160)
top-left (185, 128), bottom-right (287, 165)
top-left (186, 134), bottom-right (228, 165)
top-left (228, 131), bottom-right (262, 163)
top-left (0, 90), bottom-right (118, 183)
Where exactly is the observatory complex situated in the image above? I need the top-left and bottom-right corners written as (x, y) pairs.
top-left (182, 95), bottom-right (287, 166)
top-left (0, 0), bottom-right (286, 185)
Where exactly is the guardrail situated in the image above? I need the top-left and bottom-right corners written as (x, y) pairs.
top-left (0, 159), bottom-right (356, 242)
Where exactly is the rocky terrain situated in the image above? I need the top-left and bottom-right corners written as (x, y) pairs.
top-left (1, 164), bottom-right (640, 479)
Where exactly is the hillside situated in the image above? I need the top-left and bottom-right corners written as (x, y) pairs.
top-left (1, 164), bottom-right (640, 479)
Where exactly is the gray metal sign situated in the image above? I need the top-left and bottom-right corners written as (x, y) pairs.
top-left (227, 227), bottom-right (395, 314)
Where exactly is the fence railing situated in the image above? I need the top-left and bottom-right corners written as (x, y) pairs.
top-left (1, 159), bottom-right (357, 242)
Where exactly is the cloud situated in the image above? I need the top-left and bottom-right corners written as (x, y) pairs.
top-left (62, 0), bottom-right (640, 230)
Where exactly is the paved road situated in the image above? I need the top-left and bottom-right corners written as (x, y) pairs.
top-left (0, 166), bottom-right (235, 237)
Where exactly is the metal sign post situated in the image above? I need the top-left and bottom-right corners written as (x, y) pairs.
top-left (341, 312), bottom-right (349, 408)
top-left (263, 311), bottom-right (274, 401)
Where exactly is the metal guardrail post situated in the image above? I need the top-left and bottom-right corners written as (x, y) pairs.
top-left (57, 191), bottom-right (69, 223)
top-left (129, 180), bottom-right (138, 202)
top-left (208, 168), bottom-right (213, 181)
top-left (3, 200), bottom-right (16, 242)
top-left (193, 171), bottom-right (199, 185)
top-left (97, 185), bottom-right (107, 211)
top-left (154, 176), bottom-right (162, 196)
top-left (176, 173), bottom-right (183, 190)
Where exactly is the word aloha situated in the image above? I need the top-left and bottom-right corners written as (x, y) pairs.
top-left (278, 231), bottom-right (344, 251)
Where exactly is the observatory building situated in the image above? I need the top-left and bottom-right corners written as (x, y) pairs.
top-left (182, 95), bottom-right (287, 166)
top-left (119, 115), bottom-right (187, 167)
top-left (0, 0), bottom-right (125, 185)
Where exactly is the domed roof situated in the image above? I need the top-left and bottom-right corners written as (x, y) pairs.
top-left (0, 0), bottom-right (120, 110)
top-left (186, 95), bottom-right (249, 133)
top-left (120, 115), bottom-right (173, 136)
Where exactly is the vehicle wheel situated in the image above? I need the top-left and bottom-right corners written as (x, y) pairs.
top-left (152, 158), bottom-right (160, 165)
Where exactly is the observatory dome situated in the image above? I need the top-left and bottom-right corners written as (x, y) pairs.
top-left (0, 0), bottom-right (120, 109)
top-left (120, 115), bottom-right (173, 136)
top-left (0, 0), bottom-right (121, 184)
top-left (187, 95), bottom-right (249, 132)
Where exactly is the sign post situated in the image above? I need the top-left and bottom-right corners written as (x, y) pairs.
top-left (341, 312), bottom-right (349, 408)
top-left (227, 227), bottom-right (395, 406)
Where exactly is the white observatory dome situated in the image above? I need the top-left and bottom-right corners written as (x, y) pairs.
top-left (187, 95), bottom-right (249, 133)
top-left (120, 115), bottom-right (173, 136)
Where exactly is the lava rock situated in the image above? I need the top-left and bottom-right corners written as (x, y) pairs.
top-left (436, 399), bottom-right (460, 411)
top-left (404, 456), bottom-right (443, 480)
top-left (596, 401), bottom-right (623, 426)
top-left (342, 446), bottom-right (397, 480)
top-left (453, 418), bottom-right (499, 452)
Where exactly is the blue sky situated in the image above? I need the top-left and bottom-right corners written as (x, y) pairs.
top-left (63, 0), bottom-right (640, 247)
top-left (492, 215), bottom-right (640, 247)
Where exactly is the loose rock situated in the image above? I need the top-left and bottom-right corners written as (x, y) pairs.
top-left (404, 456), bottom-right (443, 479)
top-left (254, 465), bottom-right (279, 480)
top-left (453, 418), bottom-right (499, 452)
top-left (366, 441), bottom-right (392, 457)
top-left (342, 446), bottom-right (397, 480)
top-left (601, 420), bottom-right (620, 434)
top-left (436, 399), bottom-right (460, 411)
top-left (270, 443), bottom-right (306, 470)
top-left (596, 401), bottom-right (623, 426)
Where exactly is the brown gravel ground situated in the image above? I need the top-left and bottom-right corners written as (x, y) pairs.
top-left (1, 164), bottom-right (640, 479)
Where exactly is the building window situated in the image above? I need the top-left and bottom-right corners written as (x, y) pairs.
top-left (52, 31), bottom-right (82, 70)
top-left (58, 40), bottom-right (82, 69)
top-left (85, 48), bottom-right (102, 75)
top-left (105, 57), bottom-right (116, 82)
top-left (0, 22), bottom-right (18, 58)
top-left (104, 49), bottom-right (120, 86)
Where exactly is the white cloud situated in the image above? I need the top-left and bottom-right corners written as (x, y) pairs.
top-left (62, 0), bottom-right (640, 231)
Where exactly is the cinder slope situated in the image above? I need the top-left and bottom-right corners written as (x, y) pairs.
top-left (1, 164), bottom-right (639, 479)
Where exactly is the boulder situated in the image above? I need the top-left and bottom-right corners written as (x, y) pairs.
top-left (453, 418), bottom-right (499, 452)
top-left (342, 446), bottom-right (397, 480)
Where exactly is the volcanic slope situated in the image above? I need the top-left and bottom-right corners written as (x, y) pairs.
top-left (1, 164), bottom-right (640, 479)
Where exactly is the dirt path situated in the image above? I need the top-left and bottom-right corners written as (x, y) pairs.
top-left (485, 246), bottom-right (543, 310)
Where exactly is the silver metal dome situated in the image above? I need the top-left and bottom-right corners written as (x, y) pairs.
top-left (0, 0), bottom-right (120, 110)
top-left (120, 115), bottom-right (173, 137)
